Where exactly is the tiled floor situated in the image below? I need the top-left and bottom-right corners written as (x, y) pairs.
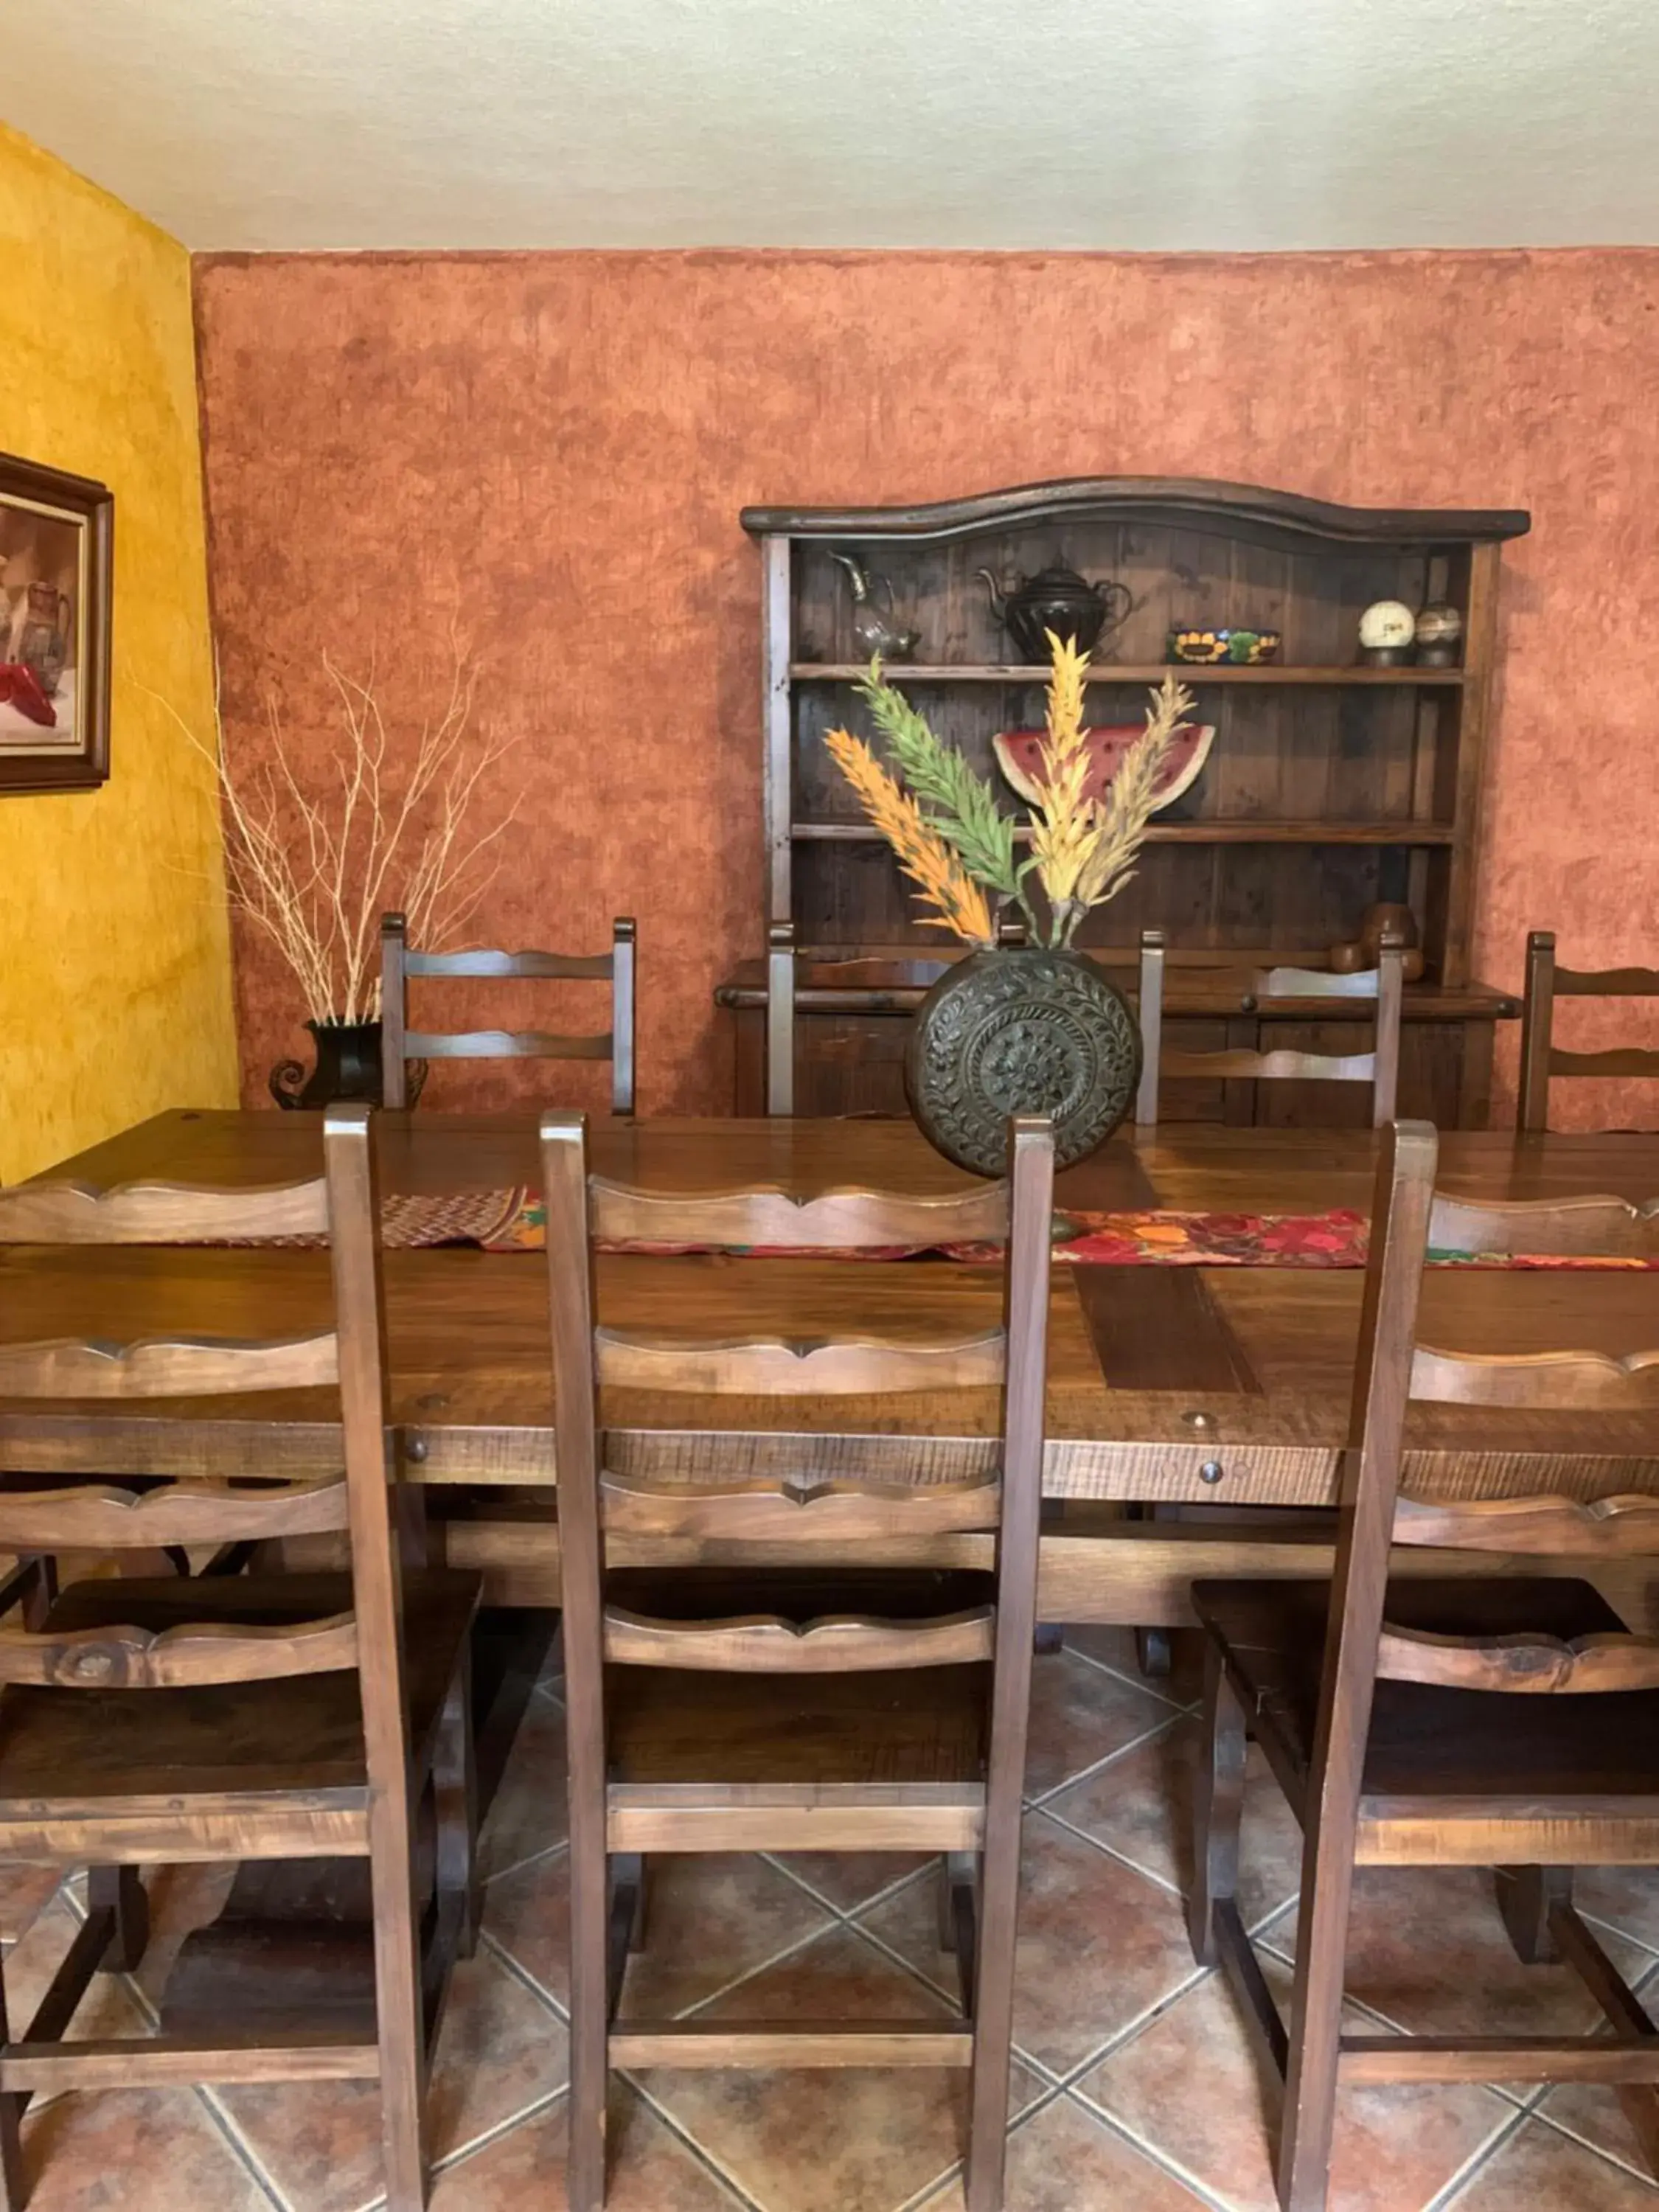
top-left (8, 1628), bottom-right (1659, 2210)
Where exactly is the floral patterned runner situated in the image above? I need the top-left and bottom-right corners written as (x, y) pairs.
top-left (422, 1192), bottom-right (1659, 1270)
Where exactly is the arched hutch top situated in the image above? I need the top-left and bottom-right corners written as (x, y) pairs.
top-left (720, 476), bottom-right (1531, 1127)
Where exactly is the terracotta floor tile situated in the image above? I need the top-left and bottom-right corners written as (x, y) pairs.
top-left (218, 1943), bottom-right (567, 2212)
top-left (1078, 1941), bottom-right (1516, 2212)
top-left (18, 2088), bottom-right (274, 2212)
top-left (0, 1863), bottom-right (65, 1944)
top-left (1020, 1651), bottom-right (1181, 1801)
top-left (766, 1849), bottom-right (933, 1915)
top-left (1062, 1626), bottom-right (1203, 1705)
top-left (634, 1924), bottom-right (1041, 2212)
top-left (1043, 1717), bottom-right (1303, 1929)
top-left (1446, 2117), bottom-right (1659, 2208)
top-left (919, 2090), bottom-right (1210, 2212)
top-left (5, 1894), bottom-right (152, 2042)
top-left (480, 1688), bottom-right (569, 1881)
top-left (1575, 1867), bottom-right (1659, 1957)
top-left (861, 1812), bottom-right (1200, 2076)
top-left (1532, 1956), bottom-right (1659, 2177)
top-left (430, 2088), bottom-right (742, 2211)
top-left (1267, 1865), bottom-right (1656, 2052)
top-left (484, 1850), bottom-right (835, 2021)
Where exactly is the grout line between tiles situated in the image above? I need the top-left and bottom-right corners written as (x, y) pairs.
top-left (1058, 2083), bottom-right (1239, 2212)
top-left (760, 1849), bottom-right (931, 1923)
top-left (1043, 1954), bottom-right (1219, 2095)
top-left (482, 1833), bottom-right (570, 1890)
top-left (1421, 2096), bottom-right (1539, 2211)
top-left (428, 2084), bottom-right (568, 2183)
top-left (1023, 1705), bottom-right (1189, 1812)
top-left (622, 2072), bottom-right (776, 2212)
top-left (479, 1923), bottom-right (572, 2023)
top-left (197, 2087), bottom-right (294, 2212)
top-left (1029, 1795), bottom-right (1187, 1899)
top-left (672, 1913), bottom-right (849, 2023)
top-left (1057, 1635), bottom-right (1198, 1716)
top-left (892, 2081), bottom-right (1070, 2212)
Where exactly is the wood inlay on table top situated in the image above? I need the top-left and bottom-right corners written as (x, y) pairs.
top-left (4, 1113), bottom-right (1658, 1502)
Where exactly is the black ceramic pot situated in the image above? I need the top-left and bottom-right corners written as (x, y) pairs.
top-left (269, 1019), bottom-right (387, 1110)
top-left (903, 948), bottom-right (1142, 1178)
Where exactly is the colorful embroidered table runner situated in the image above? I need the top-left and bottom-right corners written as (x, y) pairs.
top-left (364, 1191), bottom-right (1659, 1270)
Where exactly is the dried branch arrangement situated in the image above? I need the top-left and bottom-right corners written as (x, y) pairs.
top-left (826, 632), bottom-right (1195, 950)
top-left (164, 647), bottom-right (518, 1023)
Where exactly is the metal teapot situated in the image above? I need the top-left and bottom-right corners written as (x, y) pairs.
top-left (830, 553), bottom-right (920, 662)
top-left (978, 563), bottom-right (1133, 662)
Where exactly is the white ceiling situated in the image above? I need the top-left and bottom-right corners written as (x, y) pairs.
top-left (8, 0), bottom-right (1658, 253)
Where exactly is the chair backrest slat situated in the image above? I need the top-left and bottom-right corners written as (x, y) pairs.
top-left (0, 1331), bottom-right (337, 1401)
top-left (0, 1175), bottom-right (330, 1244)
top-left (1427, 1189), bottom-right (1659, 1256)
top-left (0, 1612), bottom-right (359, 1691)
top-left (1393, 1490), bottom-right (1659, 1555)
top-left (1518, 929), bottom-right (1659, 1131)
top-left (601, 1605), bottom-right (996, 1673)
top-left (593, 1324), bottom-right (1007, 1397)
top-left (0, 1476), bottom-right (350, 1551)
top-left (1135, 928), bottom-right (1403, 1127)
top-left (588, 1175), bottom-right (1008, 1251)
top-left (597, 1468), bottom-right (1001, 1540)
top-left (404, 1027), bottom-right (613, 1062)
top-left (380, 910), bottom-right (637, 1113)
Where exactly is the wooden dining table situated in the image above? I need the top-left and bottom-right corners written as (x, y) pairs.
top-left (5, 1109), bottom-right (1659, 1627)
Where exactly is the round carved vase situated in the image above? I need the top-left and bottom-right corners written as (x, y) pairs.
top-left (903, 947), bottom-right (1142, 1178)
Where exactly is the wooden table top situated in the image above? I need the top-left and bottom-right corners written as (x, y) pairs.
top-left (4, 1112), bottom-right (1658, 1503)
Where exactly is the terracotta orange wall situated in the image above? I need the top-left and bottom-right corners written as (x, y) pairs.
top-left (192, 248), bottom-right (1659, 1124)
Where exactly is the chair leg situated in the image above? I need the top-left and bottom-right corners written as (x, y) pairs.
top-left (1496, 1866), bottom-right (1570, 1965)
top-left (0, 1951), bottom-right (25, 2212)
top-left (434, 1657), bottom-right (480, 1960)
top-left (964, 1832), bottom-right (1018, 2212)
top-left (936, 1856), bottom-right (956, 1952)
top-left (1189, 1638), bottom-right (1245, 1966)
top-left (369, 1829), bottom-right (431, 2212)
top-left (1135, 1627), bottom-right (1173, 1678)
top-left (567, 1823), bottom-right (611, 2212)
top-left (628, 1857), bottom-right (653, 1955)
top-left (88, 1866), bottom-right (150, 1975)
top-left (1276, 1843), bottom-right (1352, 2212)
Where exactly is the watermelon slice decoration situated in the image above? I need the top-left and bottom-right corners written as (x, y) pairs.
top-left (992, 720), bottom-right (1214, 812)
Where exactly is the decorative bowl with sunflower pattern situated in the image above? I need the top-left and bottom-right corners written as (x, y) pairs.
top-left (1166, 627), bottom-right (1281, 665)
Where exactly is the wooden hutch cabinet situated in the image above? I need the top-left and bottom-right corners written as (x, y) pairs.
top-left (714, 479), bottom-right (1529, 1126)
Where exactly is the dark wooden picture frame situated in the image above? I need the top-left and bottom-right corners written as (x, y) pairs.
top-left (0, 449), bottom-right (114, 794)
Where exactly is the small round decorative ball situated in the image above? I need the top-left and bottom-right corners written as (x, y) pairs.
top-left (1358, 599), bottom-right (1416, 651)
top-left (1414, 603), bottom-right (1464, 648)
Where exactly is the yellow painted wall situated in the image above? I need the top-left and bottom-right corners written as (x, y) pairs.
top-left (0, 124), bottom-right (234, 1180)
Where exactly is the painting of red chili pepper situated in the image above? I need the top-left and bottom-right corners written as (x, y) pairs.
top-left (0, 663), bottom-right (56, 728)
top-left (0, 449), bottom-right (111, 793)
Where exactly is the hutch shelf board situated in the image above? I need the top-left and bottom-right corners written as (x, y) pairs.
top-left (717, 477), bottom-right (1529, 1127)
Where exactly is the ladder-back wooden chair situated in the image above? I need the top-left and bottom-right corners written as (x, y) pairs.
top-left (380, 911), bottom-right (637, 1113)
top-left (1135, 928), bottom-right (1405, 1128)
top-left (1517, 928), bottom-right (1659, 1131)
top-left (1188, 1119), bottom-right (1659, 2211)
top-left (543, 1110), bottom-right (1055, 2212)
top-left (0, 1105), bottom-right (480, 2212)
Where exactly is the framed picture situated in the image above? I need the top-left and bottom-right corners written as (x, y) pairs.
top-left (0, 451), bottom-right (113, 794)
